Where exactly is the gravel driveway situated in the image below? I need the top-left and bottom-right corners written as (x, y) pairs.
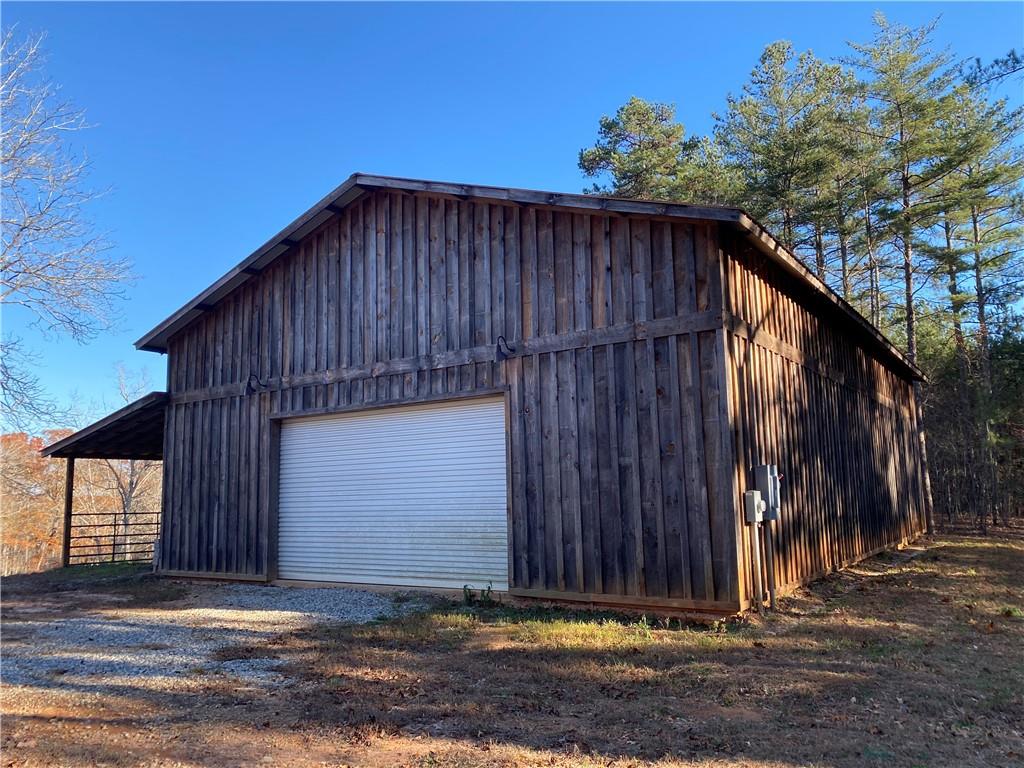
top-left (2, 579), bottom-right (414, 693)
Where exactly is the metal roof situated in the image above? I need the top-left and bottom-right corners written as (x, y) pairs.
top-left (134, 173), bottom-right (923, 381)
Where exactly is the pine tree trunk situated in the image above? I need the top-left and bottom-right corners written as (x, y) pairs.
top-left (839, 232), bottom-right (850, 301)
top-left (814, 225), bottom-right (826, 280)
top-left (944, 219), bottom-right (971, 413)
top-left (970, 205), bottom-right (996, 530)
top-left (970, 206), bottom-right (992, 393)
top-left (945, 218), bottom-right (974, 528)
top-left (862, 190), bottom-right (880, 326)
top-left (836, 181), bottom-right (850, 300)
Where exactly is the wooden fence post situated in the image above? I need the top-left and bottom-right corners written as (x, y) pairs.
top-left (61, 457), bottom-right (75, 568)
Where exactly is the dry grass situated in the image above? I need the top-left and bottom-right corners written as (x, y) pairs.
top-left (2, 529), bottom-right (1023, 767)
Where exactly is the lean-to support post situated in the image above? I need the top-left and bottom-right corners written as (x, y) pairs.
top-left (61, 457), bottom-right (75, 568)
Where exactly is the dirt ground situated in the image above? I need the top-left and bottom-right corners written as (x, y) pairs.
top-left (2, 529), bottom-right (1022, 768)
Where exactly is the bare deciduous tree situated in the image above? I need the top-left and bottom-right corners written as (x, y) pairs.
top-left (1, 28), bottom-right (132, 430)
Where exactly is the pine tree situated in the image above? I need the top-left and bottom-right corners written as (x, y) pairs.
top-left (942, 84), bottom-right (1024, 526)
top-left (842, 14), bottom-right (969, 531)
top-left (674, 135), bottom-right (743, 207)
top-left (578, 96), bottom-right (739, 205)
top-left (819, 76), bottom-right (878, 302)
top-left (948, 87), bottom-right (1024, 394)
top-left (578, 97), bottom-right (687, 199)
top-left (714, 41), bottom-right (845, 260)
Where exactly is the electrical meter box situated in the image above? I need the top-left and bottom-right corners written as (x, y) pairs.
top-left (744, 489), bottom-right (766, 524)
top-left (754, 464), bottom-right (781, 521)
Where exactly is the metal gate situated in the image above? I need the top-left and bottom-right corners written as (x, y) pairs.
top-left (65, 508), bottom-right (161, 565)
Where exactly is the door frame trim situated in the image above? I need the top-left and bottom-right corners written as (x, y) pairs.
top-left (269, 387), bottom-right (508, 422)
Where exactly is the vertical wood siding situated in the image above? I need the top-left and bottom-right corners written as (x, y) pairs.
top-left (160, 190), bottom-right (738, 608)
top-left (720, 231), bottom-right (927, 603)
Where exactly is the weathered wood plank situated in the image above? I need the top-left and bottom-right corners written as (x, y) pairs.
top-left (614, 341), bottom-right (644, 595)
top-left (448, 199), bottom-right (463, 392)
top-left (389, 193), bottom-right (403, 399)
top-left (591, 215), bottom-right (611, 329)
top-left (594, 344), bottom-right (623, 594)
top-left (651, 221), bottom-right (676, 319)
top-left (540, 352), bottom-right (564, 590)
top-left (635, 337), bottom-right (667, 597)
top-left (679, 333), bottom-right (714, 601)
top-left (630, 218), bottom-right (652, 323)
top-left (575, 345), bottom-right (601, 594)
top-left (504, 205), bottom-right (522, 344)
top-left (415, 197), bottom-right (429, 357)
top-left (556, 349), bottom-right (583, 592)
top-left (522, 354), bottom-right (545, 588)
top-left (656, 335), bottom-right (689, 599)
top-left (474, 202), bottom-right (492, 388)
top-left (454, 201), bottom-right (471, 391)
top-left (537, 209), bottom-right (556, 337)
top-left (521, 207), bottom-right (538, 341)
top-left (507, 356), bottom-right (529, 588)
top-left (554, 212), bottom-right (572, 335)
top-left (428, 197), bottom-right (445, 394)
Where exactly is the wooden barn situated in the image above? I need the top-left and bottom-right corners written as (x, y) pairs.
top-left (44, 174), bottom-right (929, 614)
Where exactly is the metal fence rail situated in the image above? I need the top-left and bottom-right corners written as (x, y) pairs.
top-left (65, 510), bottom-right (160, 565)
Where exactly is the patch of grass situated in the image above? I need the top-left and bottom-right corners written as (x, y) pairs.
top-left (350, 601), bottom-right (751, 655)
top-left (324, 611), bottom-right (480, 648)
top-left (819, 635), bottom-right (858, 653)
top-left (679, 661), bottom-right (721, 683)
top-left (2, 562), bottom-right (187, 606)
top-left (61, 562), bottom-right (152, 580)
top-left (4, 561), bottom-right (150, 590)
top-left (507, 616), bottom-right (654, 651)
top-left (103, 575), bottom-right (189, 605)
top-left (1001, 605), bottom-right (1024, 619)
top-left (455, 601), bottom-right (700, 630)
top-left (417, 748), bottom-right (518, 768)
top-left (861, 745), bottom-right (896, 760)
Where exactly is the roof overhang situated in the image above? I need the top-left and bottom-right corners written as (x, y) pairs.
top-left (41, 392), bottom-right (167, 460)
top-left (134, 173), bottom-right (924, 382)
top-left (733, 213), bottom-right (924, 382)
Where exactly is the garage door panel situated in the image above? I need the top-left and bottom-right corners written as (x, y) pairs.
top-left (277, 397), bottom-right (508, 590)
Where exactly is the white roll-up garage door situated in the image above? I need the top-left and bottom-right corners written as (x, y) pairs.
top-left (277, 397), bottom-right (508, 590)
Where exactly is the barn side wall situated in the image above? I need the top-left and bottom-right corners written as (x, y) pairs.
top-left (159, 190), bottom-right (741, 610)
top-left (719, 229), bottom-right (927, 600)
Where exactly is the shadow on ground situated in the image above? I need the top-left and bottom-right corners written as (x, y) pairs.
top-left (2, 529), bottom-right (1023, 768)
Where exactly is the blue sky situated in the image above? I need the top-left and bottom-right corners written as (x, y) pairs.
top-left (4, 1), bottom-right (1022, 425)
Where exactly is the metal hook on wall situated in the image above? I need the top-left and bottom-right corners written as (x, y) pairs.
top-left (246, 373), bottom-right (269, 394)
top-left (495, 335), bottom-right (517, 362)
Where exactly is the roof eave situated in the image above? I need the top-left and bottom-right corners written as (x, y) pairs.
top-left (41, 391), bottom-right (169, 459)
top-left (733, 213), bottom-right (925, 382)
top-left (134, 173), bottom-right (369, 353)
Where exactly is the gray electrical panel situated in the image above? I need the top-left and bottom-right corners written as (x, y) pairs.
top-left (754, 464), bottom-right (781, 521)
